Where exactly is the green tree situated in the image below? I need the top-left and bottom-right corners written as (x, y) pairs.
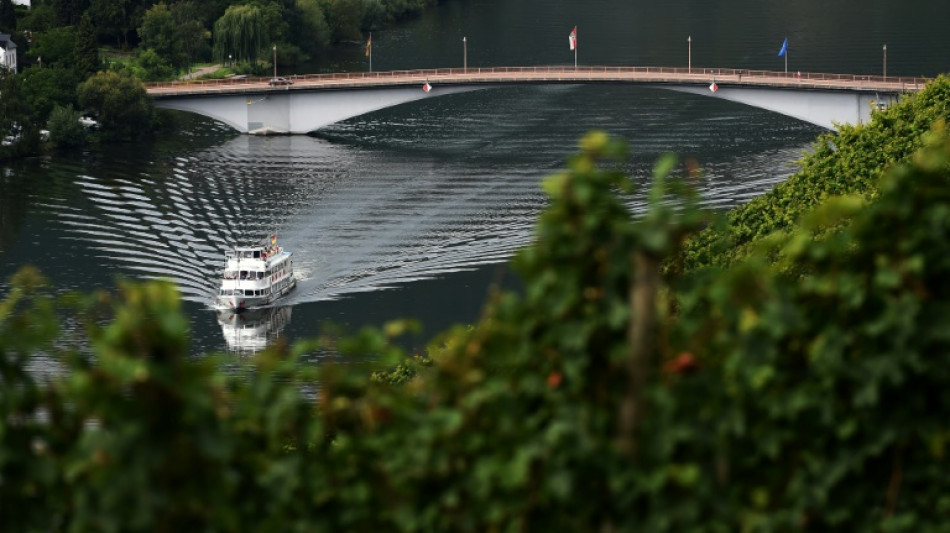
top-left (174, 2), bottom-right (210, 70)
top-left (290, 0), bottom-right (330, 55)
top-left (52, 0), bottom-right (87, 26)
top-left (74, 11), bottom-right (100, 80)
top-left (0, 68), bottom-right (41, 157)
top-left (47, 103), bottom-right (85, 147)
top-left (77, 71), bottom-right (152, 140)
top-left (18, 65), bottom-right (79, 125)
top-left (138, 3), bottom-right (178, 65)
top-left (139, 1), bottom-right (207, 72)
top-left (88, 0), bottom-right (131, 47)
top-left (0, 0), bottom-right (16, 33)
top-left (0, 68), bottom-right (27, 140)
top-left (15, 3), bottom-right (56, 33)
top-left (135, 47), bottom-right (174, 81)
top-left (28, 25), bottom-right (76, 68)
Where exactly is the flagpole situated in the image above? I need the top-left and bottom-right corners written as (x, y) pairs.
top-left (569, 26), bottom-right (578, 70)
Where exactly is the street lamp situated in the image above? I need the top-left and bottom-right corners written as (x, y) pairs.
top-left (272, 44), bottom-right (277, 79)
top-left (687, 36), bottom-right (692, 74)
top-left (228, 54), bottom-right (232, 67)
top-left (463, 36), bottom-right (467, 71)
top-left (882, 43), bottom-right (887, 79)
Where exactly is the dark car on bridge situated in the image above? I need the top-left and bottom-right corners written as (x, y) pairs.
top-left (268, 77), bottom-right (293, 86)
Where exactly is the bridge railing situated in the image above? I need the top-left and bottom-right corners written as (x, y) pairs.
top-left (145, 66), bottom-right (931, 93)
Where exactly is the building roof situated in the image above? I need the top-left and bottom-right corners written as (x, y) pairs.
top-left (0, 34), bottom-right (16, 50)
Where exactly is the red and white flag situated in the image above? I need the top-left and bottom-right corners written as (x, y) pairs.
top-left (423, 82), bottom-right (432, 92)
top-left (569, 26), bottom-right (577, 51)
top-left (709, 81), bottom-right (718, 93)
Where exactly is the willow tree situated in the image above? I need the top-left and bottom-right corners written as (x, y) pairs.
top-left (212, 3), bottom-right (273, 65)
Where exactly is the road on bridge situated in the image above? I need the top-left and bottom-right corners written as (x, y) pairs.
top-left (146, 66), bottom-right (928, 98)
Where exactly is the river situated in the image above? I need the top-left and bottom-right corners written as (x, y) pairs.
top-left (2, 0), bottom-right (948, 355)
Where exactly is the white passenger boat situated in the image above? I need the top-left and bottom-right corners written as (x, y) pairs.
top-left (217, 235), bottom-right (296, 311)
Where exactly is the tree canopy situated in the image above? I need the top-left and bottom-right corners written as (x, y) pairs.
top-left (0, 0), bottom-right (16, 34)
top-left (139, 2), bottom-right (207, 71)
top-left (212, 3), bottom-right (276, 65)
top-left (77, 70), bottom-right (152, 140)
top-left (74, 11), bottom-right (100, 79)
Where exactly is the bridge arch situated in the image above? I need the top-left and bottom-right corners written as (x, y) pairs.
top-left (154, 85), bottom-right (488, 135)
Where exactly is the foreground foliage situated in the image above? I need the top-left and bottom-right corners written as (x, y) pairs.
top-left (3, 125), bottom-right (950, 530)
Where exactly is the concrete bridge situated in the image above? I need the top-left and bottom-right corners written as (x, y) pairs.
top-left (145, 66), bottom-right (928, 134)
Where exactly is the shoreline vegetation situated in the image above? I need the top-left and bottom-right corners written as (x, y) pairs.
top-left (0, 0), bottom-right (448, 158)
top-left (3, 74), bottom-right (950, 529)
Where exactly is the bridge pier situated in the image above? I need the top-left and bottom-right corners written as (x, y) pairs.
top-left (666, 86), bottom-right (900, 130)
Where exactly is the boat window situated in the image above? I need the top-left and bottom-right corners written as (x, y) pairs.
top-left (253, 250), bottom-right (261, 259)
top-left (257, 272), bottom-right (264, 279)
top-left (240, 271), bottom-right (248, 279)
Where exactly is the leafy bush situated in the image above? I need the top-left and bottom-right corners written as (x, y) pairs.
top-left (46, 104), bottom-right (85, 148)
top-left (136, 48), bottom-right (175, 82)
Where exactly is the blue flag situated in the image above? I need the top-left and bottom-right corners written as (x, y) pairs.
top-left (778, 38), bottom-right (788, 57)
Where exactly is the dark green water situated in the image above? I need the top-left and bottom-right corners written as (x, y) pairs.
top-left (2, 0), bottom-right (948, 355)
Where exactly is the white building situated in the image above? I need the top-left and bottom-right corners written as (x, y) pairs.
top-left (0, 34), bottom-right (16, 73)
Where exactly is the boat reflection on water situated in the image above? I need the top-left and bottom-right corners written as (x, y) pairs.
top-left (216, 306), bottom-right (292, 353)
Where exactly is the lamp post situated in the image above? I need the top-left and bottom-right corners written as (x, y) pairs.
top-left (463, 36), bottom-right (467, 71)
top-left (272, 44), bottom-right (277, 79)
top-left (687, 36), bottom-right (691, 74)
top-left (882, 43), bottom-right (887, 79)
top-left (228, 54), bottom-right (232, 67)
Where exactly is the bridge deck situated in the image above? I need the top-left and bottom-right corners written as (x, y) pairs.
top-left (146, 66), bottom-right (929, 98)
